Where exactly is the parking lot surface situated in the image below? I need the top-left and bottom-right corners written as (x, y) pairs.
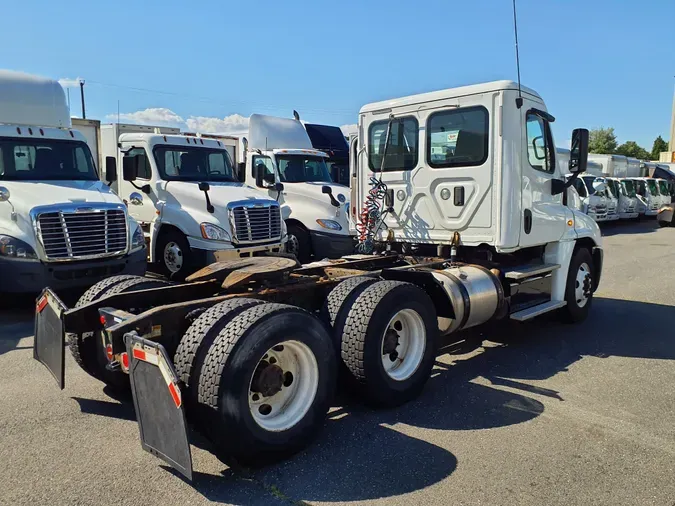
top-left (1, 220), bottom-right (674, 506)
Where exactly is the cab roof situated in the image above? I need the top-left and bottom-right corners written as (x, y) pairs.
top-left (359, 80), bottom-right (542, 114)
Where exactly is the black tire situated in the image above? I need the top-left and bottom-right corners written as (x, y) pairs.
top-left (340, 280), bottom-right (438, 407)
top-left (198, 303), bottom-right (336, 465)
top-left (560, 247), bottom-right (594, 324)
top-left (174, 297), bottom-right (264, 413)
top-left (320, 277), bottom-right (378, 386)
top-left (67, 276), bottom-right (170, 389)
top-left (156, 228), bottom-right (192, 280)
top-left (286, 223), bottom-right (311, 264)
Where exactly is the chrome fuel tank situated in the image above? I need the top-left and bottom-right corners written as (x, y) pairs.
top-left (431, 265), bottom-right (503, 335)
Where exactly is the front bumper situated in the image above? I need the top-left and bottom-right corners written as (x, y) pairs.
top-left (191, 242), bottom-right (285, 265)
top-left (619, 211), bottom-right (639, 219)
top-left (588, 211), bottom-right (609, 222)
top-left (309, 230), bottom-right (355, 259)
top-left (0, 248), bottom-right (147, 294)
top-left (645, 208), bottom-right (659, 216)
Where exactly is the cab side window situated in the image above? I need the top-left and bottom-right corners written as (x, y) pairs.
top-left (127, 147), bottom-right (151, 179)
top-left (252, 155), bottom-right (274, 180)
top-left (526, 113), bottom-right (555, 174)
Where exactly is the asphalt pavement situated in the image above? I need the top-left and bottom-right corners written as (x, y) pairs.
top-left (1, 219), bottom-right (673, 506)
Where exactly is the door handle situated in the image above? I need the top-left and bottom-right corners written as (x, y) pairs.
top-left (524, 209), bottom-right (532, 234)
top-left (454, 186), bottom-right (465, 206)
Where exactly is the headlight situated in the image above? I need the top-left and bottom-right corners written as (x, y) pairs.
top-left (130, 226), bottom-right (145, 251)
top-left (0, 235), bottom-right (38, 259)
top-left (316, 219), bottom-right (342, 231)
top-left (200, 223), bottom-right (231, 242)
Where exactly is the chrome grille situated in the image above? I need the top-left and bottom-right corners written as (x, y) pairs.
top-left (37, 209), bottom-right (128, 260)
top-left (230, 203), bottom-right (282, 244)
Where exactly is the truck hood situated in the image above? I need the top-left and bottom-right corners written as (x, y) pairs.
top-left (164, 181), bottom-right (276, 223)
top-left (284, 181), bottom-right (349, 206)
top-left (1, 180), bottom-right (123, 215)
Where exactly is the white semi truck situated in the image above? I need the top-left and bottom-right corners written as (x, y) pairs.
top-left (35, 80), bottom-right (602, 481)
top-left (78, 122), bottom-right (286, 279)
top-left (235, 114), bottom-right (354, 263)
top-left (0, 70), bottom-right (146, 294)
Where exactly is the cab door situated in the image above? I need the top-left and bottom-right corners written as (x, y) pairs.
top-left (519, 106), bottom-right (567, 248)
top-left (118, 143), bottom-right (157, 225)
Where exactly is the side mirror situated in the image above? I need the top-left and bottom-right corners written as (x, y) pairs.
top-left (322, 185), bottom-right (340, 207)
top-left (198, 182), bottom-right (210, 192)
top-left (237, 162), bottom-right (246, 182)
top-left (122, 156), bottom-right (138, 181)
top-left (551, 179), bottom-right (566, 196)
top-left (0, 186), bottom-right (9, 202)
top-left (254, 165), bottom-right (264, 188)
top-left (274, 182), bottom-right (284, 192)
top-left (105, 156), bottom-right (117, 183)
top-left (569, 128), bottom-right (589, 174)
top-left (592, 179), bottom-right (607, 193)
top-left (263, 172), bottom-right (276, 185)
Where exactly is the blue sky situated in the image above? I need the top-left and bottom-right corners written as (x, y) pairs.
top-left (2, 0), bottom-right (673, 150)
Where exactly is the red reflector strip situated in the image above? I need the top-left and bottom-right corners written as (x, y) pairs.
top-left (121, 352), bottom-right (129, 370)
top-left (100, 315), bottom-right (107, 326)
top-left (105, 344), bottom-right (113, 361)
top-left (36, 296), bottom-right (48, 313)
top-left (132, 348), bottom-right (146, 362)
top-left (168, 382), bottom-right (182, 408)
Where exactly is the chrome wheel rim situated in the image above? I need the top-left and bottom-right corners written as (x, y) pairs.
top-left (286, 234), bottom-right (300, 258)
top-left (574, 262), bottom-right (592, 308)
top-left (163, 241), bottom-right (183, 273)
top-left (381, 308), bottom-right (426, 381)
top-left (248, 340), bottom-right (319, 432)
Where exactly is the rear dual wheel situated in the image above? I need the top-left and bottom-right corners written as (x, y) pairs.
top-left (67, 275), bottom-right (170, 390)
top-left (325, 279), bottom-right (438, 407)
top-left (176, 302), bottom-right (336, 465)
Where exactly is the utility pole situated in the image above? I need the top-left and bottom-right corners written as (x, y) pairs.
top-left (79, 80), bottom-right (86, 119)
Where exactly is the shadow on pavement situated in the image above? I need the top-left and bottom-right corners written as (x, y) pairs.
top-left (600, 218), bottom-right (659, 236)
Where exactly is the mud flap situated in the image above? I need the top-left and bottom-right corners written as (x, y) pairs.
top-left (33, 289), bottom-right (67, 389)
top-left (125, 332), bottom-right (193, 481)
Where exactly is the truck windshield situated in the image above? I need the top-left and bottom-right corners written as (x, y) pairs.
top-left (621, 179), bottom-right (636, 198)
top-left (635, 180), bottom-right (647, 197)
top-left (647, 180), bottom-right (659, 195)
top-left (658, 180), bottom-right (669, 195)
top-left (0, 138), bottom-right (97, 181)
top-left (275, 154), bottom-right (332, 183)
top-left (153, 146), bottom-right (236, 182)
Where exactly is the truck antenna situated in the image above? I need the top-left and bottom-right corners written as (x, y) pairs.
top-left (117, 100), bottom-right (120, 126)
top-left (512, 0), bottom-right (523, 108)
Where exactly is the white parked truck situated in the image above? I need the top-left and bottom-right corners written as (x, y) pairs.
top-left (0, 70), bottom-right (146, 294)
top-left (34, 80), bottom-right (602, 481)
top-left (87, 122), bottom-right (286, 279)
top-left (236, 114), bottom-right (354, 263)
top-left (630, 177), bottom-right (660, 216)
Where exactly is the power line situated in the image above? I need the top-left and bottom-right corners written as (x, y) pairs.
top-left (85, 79), bottom-right (355, 117)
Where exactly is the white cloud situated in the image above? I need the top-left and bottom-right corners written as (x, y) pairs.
top-left (186, 113), bottom-right (249, 134)
top-left (58, 77), bottom-right (84, 88)
top-left (108, 107), bottom-right (186, 128)
top-left (107, 108), bottom-right (249, 134)
top-left (340, 124), bottom-right (357, 137)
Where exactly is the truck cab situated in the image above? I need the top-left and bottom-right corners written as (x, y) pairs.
top-left (656, 179), bottom-right (670, 208)
top-left (0, 70), bottom-right (146, 293)
top-left (578, 174), bottom-right (610, 222)
top-left (239, 114), bottom-right (354, 264)
top-left (631, 177), bottom-right (659, 216)
top-left (303, 122), bottom-right (350, 186)
top-left (100, 124), bottom-right (285, 278)
top-left (619, 178), bottom-right (644, 217)
top-left (606, 177), bottom-right (638, 219)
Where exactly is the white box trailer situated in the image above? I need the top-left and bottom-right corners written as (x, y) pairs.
top-left (71, 118), bottom-right (102, 171)
top-left (587, 153), bottom-right (628, 177)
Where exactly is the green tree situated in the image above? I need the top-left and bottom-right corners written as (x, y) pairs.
top-left (616, 141), bottom-right (650, 160)
top-left (589, 127), bottom-right (617, 154)
top-left (650, 135), bottom-right (669, 160)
